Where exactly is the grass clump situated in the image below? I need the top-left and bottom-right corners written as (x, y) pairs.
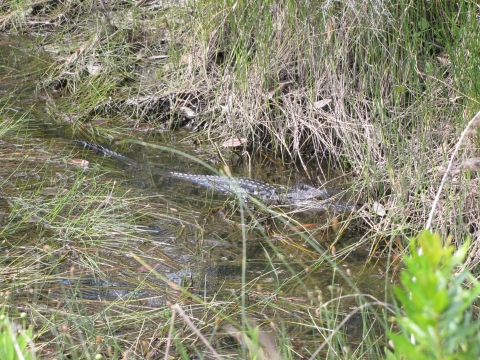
top-left (164, 0), bottom-right (480, 252)
top-left (0, 136), bottom-right (184, 357)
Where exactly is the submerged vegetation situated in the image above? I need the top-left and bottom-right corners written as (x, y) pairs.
top-left (0, 0), bottom-right (480, 358)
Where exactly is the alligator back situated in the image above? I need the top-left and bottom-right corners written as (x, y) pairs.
top-left (170, 172), bottom-right (281, 202)
top-left (77, 140), bottom-right (281, 202)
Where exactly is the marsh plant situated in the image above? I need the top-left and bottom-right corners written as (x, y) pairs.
top-left (0, 307), bottom-right (34, 360)
top-left (387, 230), bottom-right (480, 359)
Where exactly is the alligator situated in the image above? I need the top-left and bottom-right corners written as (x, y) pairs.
top-left (76, 140), bottom-right (356, 213)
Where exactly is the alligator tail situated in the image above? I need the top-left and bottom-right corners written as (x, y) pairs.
top-left (75, 140), bottom-right (138, 167)
top-left (75, 140), bottom-right (114, 156)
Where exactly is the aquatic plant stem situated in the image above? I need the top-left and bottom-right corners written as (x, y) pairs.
top-left (308, 301), bottom-right (391, 360)
top-left (171, 304), bottom-right (222, 360)
top-left (164, 310), bottom-right (176, 360)
top-left (426, 111), bottom-right (480, 230)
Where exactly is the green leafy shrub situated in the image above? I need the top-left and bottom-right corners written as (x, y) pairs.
top-left (387, 230), bottom-right (480, 359)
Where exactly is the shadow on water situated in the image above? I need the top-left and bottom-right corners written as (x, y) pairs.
top-left (0, 37), bottom-right (389, 357)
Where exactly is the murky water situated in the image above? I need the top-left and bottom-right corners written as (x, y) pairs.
top-left (0, 37), bottom-right (388, 358)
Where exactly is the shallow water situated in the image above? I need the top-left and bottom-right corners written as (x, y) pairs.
top-left (0, 37), bottom-right (388, 358)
